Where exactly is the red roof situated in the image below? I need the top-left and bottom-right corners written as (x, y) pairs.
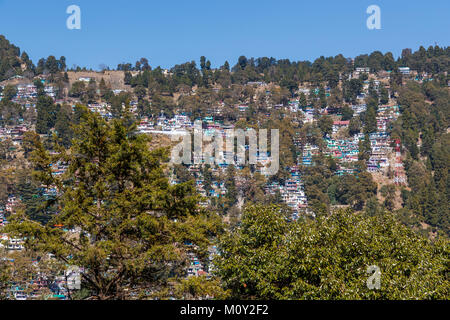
top-left (333, 121), bottom-right (350, 125)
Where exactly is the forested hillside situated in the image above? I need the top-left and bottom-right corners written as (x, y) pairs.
top-left (0, 35), bottom-right (34, 81)
top-left (0, 34), bottom-right (449, 300)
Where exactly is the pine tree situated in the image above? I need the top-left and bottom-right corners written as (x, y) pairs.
top-left (54, 104), bottom-right (74, 147)
top-left (36, 96), bottom-right (57, 134)
top-left (7, 106), bottom-right (221, 299)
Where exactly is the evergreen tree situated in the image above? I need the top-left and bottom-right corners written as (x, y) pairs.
top-left (54, 104), bottom-right (74, 147)
top-left (36, 96), bottom-right (57, 134)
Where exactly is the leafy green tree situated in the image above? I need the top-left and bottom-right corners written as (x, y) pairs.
top-left (368, 51), bottom-right (385, 72)
top-left (360, 72), bottom-right (369, 81)
top-left (86, 78), bottom-right (97, 103)
top-left (215, 204), bottom-right (449, 299)
top-left (109, 92), bottom-right (132, 118)
top-left (223, 61), bottom-right (230, 71)
top-left (22, 131), bottom-right (40, 159)
top-left (166, 275), bottom-right (229, 300)
top-left (34, 79), bottom-right (45, 95)
top-left (59, 56), bottom-right (67, 71)
top-left (0, 35), bottom-right (26, 81)
top-left (223, 165), bottom-right (238, 212)
top-left (98, 78), bottom-right (110, 99)
top-left (334, 172), bottom-right (377, 210)
top-left (364, 196), bottom-right (383, 217)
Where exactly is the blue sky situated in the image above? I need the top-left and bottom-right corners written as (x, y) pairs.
top-left (0, 0), bottom-right (448, 70)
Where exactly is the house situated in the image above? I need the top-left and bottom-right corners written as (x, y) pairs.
top-left (355, 67), bottom-right (370, 73)
top-left (398, 67), bottom-right (410, 75)
top-left (332, 120), bottom-right (350, 134)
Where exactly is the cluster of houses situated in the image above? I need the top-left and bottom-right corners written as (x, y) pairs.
top-left (301, 143), bottom-right (320, 167)
top-left (367, 132), bottom-right (391, 172)
top-left (1, 199), bottom-right (26, 252)
top-left (16, 84), bottom-right (38, 99)
top-left (1, 217), bottom-right (82, 300)
top-left (172, 164), bottom-right (228, 202)
top-left (0, 252), bottom-right (81, 300)
top-left (0, 81), bottom-right (56, 103)
top-left (1, 197), bottom-right (24, 252)
top-left (4, 195), bottom-right (19, 214)
top-left (137, 113), bottom-right (196, 134)
top-left (301, 106), bottom-right (315, 123)
top-left (155, 113), bottom-right (193, 131)
top-left (86, 103), bottom-right (112, 118)
top-left (324, 134), bottom-right (362, 164)
top-left (366, 105), bottom-right (401, 173)
top-left (0, 234), bottom-right (24, 251)
top-left (185, 242), bottom-right (217, 279)
top-left (351, 104), bottom-right (367, 115)
top-left (318, 104), bottom-right (401, 176)
top-left (332, 120), bottom-right (350, 135)
top-left (289, 69), bottom-right (404, 182)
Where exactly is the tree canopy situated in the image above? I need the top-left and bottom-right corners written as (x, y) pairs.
top-left (6, 106), bottom-right (221, 299)
top-left (214, 204), bottom-right (449, 299)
